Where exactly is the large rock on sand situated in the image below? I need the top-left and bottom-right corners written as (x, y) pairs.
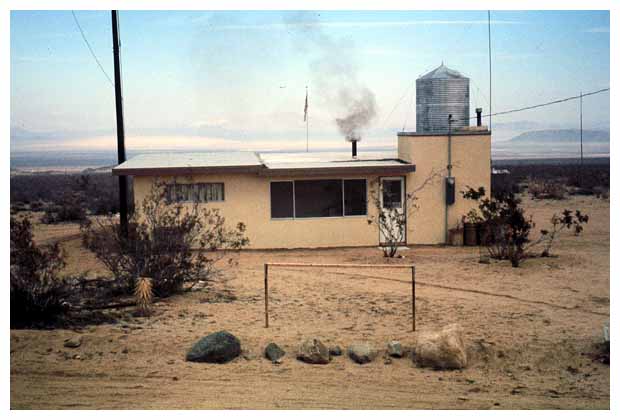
top-left (347, 343), bottom-right (377, 364)
top-left (264, 342), bottom-right (286, 363)
top-left (297, 338), bottom-right (330, 364)
top-left (387, 340), bottom-right (403, 358)
top-left (414, 324), bottom-right (468, 369)
top-left (186, 331), bottom-right (241, 363)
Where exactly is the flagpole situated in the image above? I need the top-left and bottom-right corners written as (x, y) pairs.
top-left (306, 86), bottom-right (309, 152)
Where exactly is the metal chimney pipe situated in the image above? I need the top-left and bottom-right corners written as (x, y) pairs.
top-left (476, 108), bottom-right (483, 127)
top-left (351, 140), bottom-right (358, 159)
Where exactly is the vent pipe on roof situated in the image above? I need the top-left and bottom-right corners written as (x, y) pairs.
top-left (476, 108), bottom-right (483, 127)
top-left (351, 139), bottom-right (358, 159)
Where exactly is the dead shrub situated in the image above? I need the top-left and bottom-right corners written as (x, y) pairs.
top-left (528, 179), bottom-right (566, 200)
top-left (41, 192), bottom-right (87, 224)
top-left (10, 216), bottom-right (70, 327)
top-left (81, 180), bottom-right (249, 297)
top-left (134, 277), bottom-right (154, 316)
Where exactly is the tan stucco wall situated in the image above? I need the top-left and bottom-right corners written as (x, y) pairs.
top-left (398, 132), bottom-right (491, 244)
top-left (131, 133), bottom-right (490, 248)
top-left (132, 173), bottom-right (387, 249)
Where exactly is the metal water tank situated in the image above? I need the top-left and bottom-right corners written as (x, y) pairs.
top-left (416, 63), bottom-right (470, 133)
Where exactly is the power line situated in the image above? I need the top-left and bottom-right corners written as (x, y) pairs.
top-left (402, 85), bottom-right (416, 131)
top-left (454, 87), bottom-right (610, 123)
top-left (379, 82), bottom-right (413, 131)
top-left (71, 10), bottom-right (114, 87)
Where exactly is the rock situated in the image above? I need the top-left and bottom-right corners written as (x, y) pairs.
top-left (186, 331), bottom-right (241, 363)
top-left (347, 343), bottom-right (377, 364)
top-left (64, 336), bottom-right (82, 348)
top-left (329, 345), bottom-right (343, 356)
top-left (414, 324), bottom-right (468, 370)
top-left (297, 338), bottom-right (330, 364)
top-left (265, 342), bottom-right (285, 363)
top-left (387, 340), bottom-right (403, 358)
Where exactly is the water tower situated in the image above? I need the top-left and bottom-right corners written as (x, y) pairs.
top-left (416, 63), bottom-right (470, 133)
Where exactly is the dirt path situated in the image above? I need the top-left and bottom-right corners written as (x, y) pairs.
top-left (11, 195), bottom-right (610, 409)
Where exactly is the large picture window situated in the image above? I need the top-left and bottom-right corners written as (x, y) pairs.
top-left (270, 182), bottom-right (294, 218)
top-left (270, 179), bottom-right (367, 219)
top-left (165, 183), bottom-right (224, 203)
top-left (344, 179), bottom-right (367, 216)
top-left (295, 180), bottom-right (343, 218)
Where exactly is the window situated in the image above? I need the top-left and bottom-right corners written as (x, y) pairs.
top-left (382, 179), bottom-right (402, 209)
top-left (270, 182), bottom-right (294, 218)
top-left (165, 183), bottom-right (224, 203)
top-left (344, 179), bottom-right (367, 216)
top-left (270, 179), bottom-right (367, 219)
top-left (295, 180), bottom-right (343, 218)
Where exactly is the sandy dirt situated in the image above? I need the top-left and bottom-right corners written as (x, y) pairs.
top-left (10, 195), bottom-right (609, 409)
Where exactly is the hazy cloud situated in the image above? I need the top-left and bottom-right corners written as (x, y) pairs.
top-left (196, 19), bottom-right (525, 31)
top-left (584, 26), bottom-right (609, 33)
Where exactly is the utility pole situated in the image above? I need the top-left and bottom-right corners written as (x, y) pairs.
top-left (579, 91), bottom-right (583, 185)
top-left (111, 10), bottom-right (128, 236)
top-left (306, 86), bottom-right (309, 152)
top-left (487, 10), bottom-right (492, 132)
top-left (580, 91), bottom-right (584, 165)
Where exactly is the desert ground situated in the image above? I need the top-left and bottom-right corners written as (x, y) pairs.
top-left (10, 195), bottom-right (609, 409)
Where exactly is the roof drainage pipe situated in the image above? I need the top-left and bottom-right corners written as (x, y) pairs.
top-left (445, 115), bottom-right (454, 244)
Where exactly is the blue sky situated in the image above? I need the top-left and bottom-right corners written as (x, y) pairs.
top-left (10, 10), bottom-right (610, 153)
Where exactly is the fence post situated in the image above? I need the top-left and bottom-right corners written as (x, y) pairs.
top-left (264, 263), bottom-right (269, 328)
top-left (412, 265), bottom-right (416, 332)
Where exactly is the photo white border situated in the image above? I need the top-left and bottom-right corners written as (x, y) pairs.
top-left (2, 1), bottom-right (616, 418)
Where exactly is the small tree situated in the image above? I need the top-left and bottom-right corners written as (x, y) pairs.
top-left (10, 216), bottom-right (70, 327)
top-left (539, 209), bottom-right (589, 257)
top-left (81, 179), bottom-right (249, 297)
top-left (462, 187), bottom-right (588, 267)
top-left (368, 169), bottom-right (444, 257)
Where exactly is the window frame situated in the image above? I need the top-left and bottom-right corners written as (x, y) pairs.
top-left (269, 178), bottom-right (368, 220)
top-left (166, 182), bottom-right (225, 204)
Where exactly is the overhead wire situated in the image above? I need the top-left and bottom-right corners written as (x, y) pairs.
top-left (379, 82), bottom-right (414, 132)
top-left (71, 10), bottom-right (114, 87)
top-left (454, 87), bottom-right (610, 123)
top-left (401, 85), bottom-right (416, 131)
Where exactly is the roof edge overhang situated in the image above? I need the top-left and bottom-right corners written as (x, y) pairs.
top-left (112, 165), bottom-right (264, 177)
top-left (398, 130), bottom-right (491, 137)
top-left (257, 164), bottom-right (416, 177)
top-left (112, 164), bottom-right (417, 177)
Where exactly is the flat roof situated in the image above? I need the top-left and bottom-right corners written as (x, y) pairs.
top-left (398, 129), bottom-right (491, 137)
top-left (112, 150), bottom-right (415, 176)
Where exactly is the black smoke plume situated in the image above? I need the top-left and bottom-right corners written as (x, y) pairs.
top-left (286, 12), bottom-right (377, 142)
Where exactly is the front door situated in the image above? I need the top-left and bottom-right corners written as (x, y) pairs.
top-left (379, 176), bottom-right (406, 245)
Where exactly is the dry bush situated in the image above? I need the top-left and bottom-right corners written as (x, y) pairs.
top-left (41, 192), bottom-right (87, 224)
top-left (10, 216), bottom-right (70, 327)
top-left (134, 277), bottom-right (153, 316)
top-left (81, 180), bottom-right (249, 297)
top-left (528, 179), bottom-right (566, 200)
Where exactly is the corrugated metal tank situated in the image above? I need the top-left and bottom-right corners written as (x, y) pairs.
top-left (416, 64), bottom-right (470, 133)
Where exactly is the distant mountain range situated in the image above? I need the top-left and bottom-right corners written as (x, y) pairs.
top-left (510, 129), bottom-right (609, 143)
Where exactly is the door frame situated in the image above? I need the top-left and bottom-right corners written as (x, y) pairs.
top-left (378, 176), bottom-right (407, 245)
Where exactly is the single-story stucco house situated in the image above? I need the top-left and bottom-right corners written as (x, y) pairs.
top-left (112, 125), bottom-right (490, 249)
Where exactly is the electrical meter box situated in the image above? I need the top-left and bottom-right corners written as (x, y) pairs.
top-left (445, 177), bottom-right (456, 205)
